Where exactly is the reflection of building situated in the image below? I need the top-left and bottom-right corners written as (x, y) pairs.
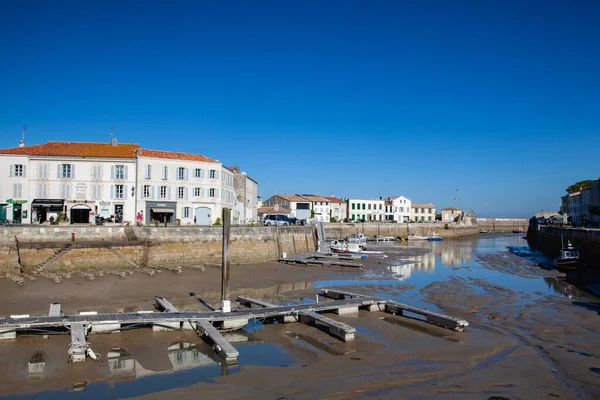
top-left (430, 241), bottom-right (475, 267)
top-left (28, 351), bottom-right (46, 380)
top-left (388, 264), bottom-right (412, 281)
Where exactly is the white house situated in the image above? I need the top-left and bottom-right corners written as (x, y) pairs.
top-left (441, 207), bottom-right (462, 222)
top-left (389, 196), bottom-right (411, 223)
top-left (1, 140), bottom-right (138, 224)
top-left (347, 198), bottom-right (388, 222)
top-left (323, 196), bottom-right (346, 222)
top-left (136, 149), bottom-right (236, 225)
top-left (411, 203), bottom-right (436, 222)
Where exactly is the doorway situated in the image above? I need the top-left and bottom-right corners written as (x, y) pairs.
top-left (194, 207), bottom-right (212, 225)
top-left (70, 204), bottom-right (91, 224)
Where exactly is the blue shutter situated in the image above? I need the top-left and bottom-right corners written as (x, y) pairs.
top-left (124, 185), bottom-right (128, 199)
top-left (111, 185), bottom-right (114, 199)
top-left (23, 165), bottom-right (27, 178)
top-left (111, 166), bottom-right (115, 179)
top-left (9, 165), bottom-right (13, 177)
top-left (124, 166), bottom-right (129, 180)
top-left (185, 168), bottom-right (189, 181)
top-left (57, 164), bottom-right (61, 179)
top-left (185, 188), bottom-right (188, 200)
top-left (151, 186), bottom-right (155, 199)
top-left (167, 187), bottom-right (171, 200)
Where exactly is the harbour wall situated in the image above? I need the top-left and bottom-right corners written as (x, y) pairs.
top-left (526, 223), bottom-right (600, 270)
top-left (0, 226), bottom-right (317, 274)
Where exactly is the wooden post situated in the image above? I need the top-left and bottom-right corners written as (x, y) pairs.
top-left (221, 208), bottom-right (231, 312)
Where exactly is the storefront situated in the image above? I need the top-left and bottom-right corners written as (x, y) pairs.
top-left (31, 199), bottom-right (65, 224)
top-left (145, 201), bottom-right (177, 225)
top-left (5, 199), bottom-right (28, 224)
top-left (0, 203), bottom-right (7, 223)
top-left (70, 204), bottom-right (92, 224)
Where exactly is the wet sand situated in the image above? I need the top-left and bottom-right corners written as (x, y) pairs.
top-left (1, 241), bottom-right (599, 399)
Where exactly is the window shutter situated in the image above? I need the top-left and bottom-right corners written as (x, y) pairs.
top-left (167, 187), bottom-right (171, 200)
top-left (57, 164), bottom-right (60, 179)
top-left (151, 186), bottom-right (155, 199)
top-left (111, 166), bottom-right (115, 179)
top-left (71, 164), bottom-right (75, 178)
top-left (185, 168), bottom-right (189, 181)
top-left (124, 185), bottom-right (128, 199)
top-left (185, 188), bottom-right (188, 200)
top-left (200, 188), bottom-right (204, 197)
top-left (9, 165), bottom-right (13, 177)
top-left (43, 164), bottom-right (47, 178)
top-left (111, 185), bottom-right (115, 199)
top-left (124, 166), bottom-right (129, 180)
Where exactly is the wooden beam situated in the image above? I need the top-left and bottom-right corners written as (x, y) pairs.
top-left (194, 320), bottom-right (239, 363)
top-left (48, 303), bottom-right (62, 317)
top-left (237, 296), bottom-right (356, 341)
top-left (154, 296), bottom-right (179, 313)
top-left (69, 323), bottom-right (87, 362)
top-left (321, 288), bottom-right (367, 300)
top-left (385, 300), bottom-right (469, 332)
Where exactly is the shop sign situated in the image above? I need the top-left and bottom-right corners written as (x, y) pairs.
top-left (6, 199), bottom-right (28, 205)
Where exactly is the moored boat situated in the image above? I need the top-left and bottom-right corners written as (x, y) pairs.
top-left (407, 234), bottom-right (428, 240)
top-left (427, 233), bottom-right (442, 241)
top-left (554, 241), bottom-right (585, 270)
top-left (330, 242), bottom-right (388, 258)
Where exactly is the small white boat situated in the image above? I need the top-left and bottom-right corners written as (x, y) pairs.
top-left (407, 234), bottom-right (428, 240)
top-left (375, 236), bottom-right (397, 242)
top-left (427, 232), bottom-right (442, 241)
top-left (331, 242), bottom-right (387, 258)
top-left (554, 240), bottom-right (585, 270)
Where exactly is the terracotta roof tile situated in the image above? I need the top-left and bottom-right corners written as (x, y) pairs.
top-left (411, 203), bottom-right (435, 208)
top-left (442, 207), bottom-right (461, 211)
top-left (0, 141), bottom-right (139, 158)
top-left (277, 194), bottom-right (310, 202)
top-left (322, 196), bottom-right (345, 203)
top-left (138, 148), bottom-right (217, 163)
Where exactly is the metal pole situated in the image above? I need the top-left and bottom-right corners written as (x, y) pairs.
top-left (221, 208), bottom-right (231, 312)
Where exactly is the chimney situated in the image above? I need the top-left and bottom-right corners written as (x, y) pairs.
top-left (18, 139), bottom-right (25, 148)
top-left (111, 138), bottom-right (118, 147)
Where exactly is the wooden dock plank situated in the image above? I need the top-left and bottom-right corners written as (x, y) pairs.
top-left (237, 296), bottom-right (356, 341)
top-left (385, 300), bottom-right (469, 332)
top-left (48, 303), bottom-right (62, 317)
top-left (154, 296), bottom-right (179, 312)
top-left (194, 320), bottom-right (239, 362)
top-left (69, 323), bottom-right (87, 362)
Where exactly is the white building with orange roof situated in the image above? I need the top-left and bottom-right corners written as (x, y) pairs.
top-left (0, 138), bottom-right (138, 224)
top-left (322, 195), bottom-right (346, 222)
top-left (411, 203), bottom-right (436, 222)
top-left (136, 149), bottom-right (236, 225)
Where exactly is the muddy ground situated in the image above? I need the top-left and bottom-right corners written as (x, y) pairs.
top-left (0, 246), bottom-right (599, 399)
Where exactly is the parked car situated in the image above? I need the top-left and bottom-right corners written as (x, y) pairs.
top-left (262, 214), bottom-right (290, 226)
top-left (285, 216), bottom-right (300, 225)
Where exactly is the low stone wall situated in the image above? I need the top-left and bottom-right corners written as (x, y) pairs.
top-left (527, 224), bottom-right (600, 269)
top-left (0, 225), bottom-right (317, 274)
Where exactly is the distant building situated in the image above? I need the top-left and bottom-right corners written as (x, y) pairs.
top-left (441, 207), bottom-right (462, 222)
top-left (411, 203), bottom-right (436, 222)
top-left (262, 194), bottom-right (332, 222)
top-left (389, 196), bottom-right (411, 223)
top-left (591, 178), bottom-right (600, 225)
top-left (347, 198), bottom-right (387, 222)
top-left (322, 196), bottom-right (346, 222)
top-left (227, 165), bottom-right (259, 224)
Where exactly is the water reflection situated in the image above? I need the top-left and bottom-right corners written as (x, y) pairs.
top-left (28, 351), bottom-right (46, 380)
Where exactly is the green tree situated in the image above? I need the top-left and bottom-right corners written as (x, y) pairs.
top-left (566, 180), bottom-right (593, 193)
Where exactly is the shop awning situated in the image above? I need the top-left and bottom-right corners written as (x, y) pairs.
top-left (31, 199), bottom-right (65, 208)
top-left (151, 208), bottom-right (174, 214)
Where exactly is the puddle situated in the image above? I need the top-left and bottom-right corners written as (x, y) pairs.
top-left (1, 335), bottom-right (295, 399)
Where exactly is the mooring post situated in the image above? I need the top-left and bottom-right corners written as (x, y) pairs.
top-left (221, 208), bottom-right (231, 312)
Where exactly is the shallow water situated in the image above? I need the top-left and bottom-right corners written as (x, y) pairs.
top-left (1, 234), bottom-right (594, 399)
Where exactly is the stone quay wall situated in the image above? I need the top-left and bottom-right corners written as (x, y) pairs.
top-left (324, 219), bottom-right (528, 240)
top-left (0, 225), bottom-right (317, 274)
top-left (527, 223), bottom-right (600, 270)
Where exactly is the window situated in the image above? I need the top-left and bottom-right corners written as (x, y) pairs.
top-left (209, 169), bottom-right (216, 179)
top-left (61, 183), bottom-right (71, 199)
top-left (37, 164), bottom-right (48, 179)
top-left (209, 188), bottom-right (216, 197)
top-left (145, 165), bottom-right (152, 179)
top-left (178, 187), bottom-right (184, 199)
top-left (352, 203), bottom-right (355, 210)
top-left (13, 164), bottom-right (24, 177)
top-left (194, 188), bottom-right (201, 197)
top-left (92, 184), bottom-right (101, 200)
top-left (38, 183), bottom-right (48, 198)
top-left (92, 165), bottom-right (101, 179)
top-left (162, 166), bottom-right (168, 180)
top-left (13, 183), bottom-right (22, 198)
top-left (160, 186), bottom-right (167, 199)
top-left (115, 165), bottom-right (124, 180)
top-left (368, 204), bottom-right (371, 210)
top-left (362, 204), bottom-right (366, 210)
top-left (183, 207), bottom-right (190, 218)
top-left (115, 184), bottom-right (124, 199)
top-left (61, 164), bottom-right (72, 178)
top-left (379, 204), bottom-right (382, 210)
top-left (194, 168), bottom-right (202, 178)
top-left (351, 214), bottom-right (355, 220)
top-left (178, 167), bottom-right (185, 180)
top-left (143, 185), bottom-right (151, 198)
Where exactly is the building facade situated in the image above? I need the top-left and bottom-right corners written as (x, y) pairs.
top-left (323, 196), bottom-right (346, 222)
top-left (0, 140), bottom-right (253, 226)
top-left (389, 196), bottom-right (411, 223)
top-left (591, 178), bottom-right (600, 225)
top-left (411, 203), bottom-right (436, 222)
top-left (228, 166), bottom-right (259, 225)
top-left (441, 207), bottom-right (462, 222)
top-left (347, 198), bottom-right (388, 222)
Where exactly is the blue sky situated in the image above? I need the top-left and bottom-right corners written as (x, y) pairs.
top-left (1, 0), bottom-right (599, 217)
